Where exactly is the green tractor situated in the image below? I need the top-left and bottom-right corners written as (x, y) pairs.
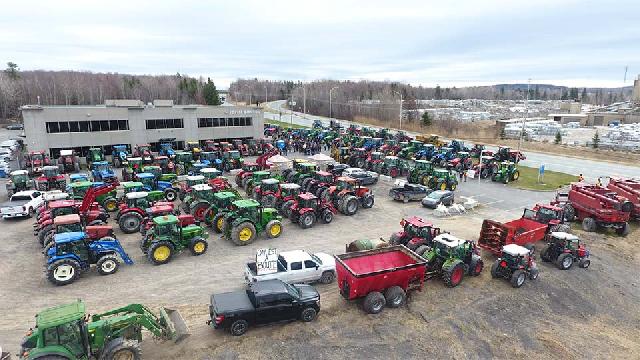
top-left (86, 147), bottom-right (105, 168)
top-left (203, 191), bottom-right (242, 233)
top-left (427, 169), bottom-right (458, 191)
top-left (406, 160), bottom-right (435, 186)
top-left (420, 233), bottom-right (483, 287)
top-left (245, 170), bottom-right (272, 197)
top-left (19, 299), bottom-right (189, 360)
top-left (491, 161), bottom-right (520, 184)
top-left (380, 156), bottom-right (409, 178)
top-left (221, 150), bottom-right (243, 171)
top-left (143, 165), bottom-right (178, 183)
top-left (174, 151), bottom-right (194, 175)
top-left (141, 214), bottom-right (209, 265)
top-left (67, 181), bottom-right (119, 212)
top-left (6, 170), bottom-right (33, 197)
top-left (223, 199), bottom-right (283, 246)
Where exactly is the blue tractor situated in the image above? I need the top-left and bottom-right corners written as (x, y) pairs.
top-left (136, 172), bottom-right (179, 202)
top-left (431, 147), bottom-right (456, 168)
top-left (112, 145), bottom-right (129, 168)
top-left (449, 139), bottom-right (469, 153)
top-left (199, 151), bottom-right (222, 170)
top-left (45, 231), bottom-right (133, 286)
top-left (312, 119), bottom-right (323, 129)
top-left (91, 161), bottom-right (118, 183)
top-left (159, 139), bottom-right (176, 157)
top-left (69, 173), bottom-right (90, 183)
top-left (415, 144), bottom-right (437, 160)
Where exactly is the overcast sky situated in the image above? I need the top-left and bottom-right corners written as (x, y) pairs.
top-left (2, 0), bottom-right (638, 88)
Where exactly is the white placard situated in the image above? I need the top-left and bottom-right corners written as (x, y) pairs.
top-left (256, 248), bottom-right (278, 275)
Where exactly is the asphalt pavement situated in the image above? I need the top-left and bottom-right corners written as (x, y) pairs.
top-left (264, 100), bottom-right (640, 181)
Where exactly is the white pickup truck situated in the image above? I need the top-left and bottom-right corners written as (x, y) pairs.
top-left (245, 250), bottom-right (336, 285)
top-left (1, 190), bottom-right (44, 219)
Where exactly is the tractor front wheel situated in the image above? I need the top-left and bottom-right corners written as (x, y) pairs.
top-left (266, 220), bottom-right (283, 238)
top-left (361, 194), bottom-right (374, 209)
top-left (578, 258), bottom-right (591, 268)
top-left (212, 213), bottom-right (226, 233)
top-left (556, 253), bottom-right (573, 270)
top-left (148, 241), bottom-right (174, 265)
top-left (321, 209), bottom-right (334, 224)
top-left (511, 170), bottom-right (520, 181)
top-left (47, 259), bottom-right (80, 286)
top-left (103, 198), bottom-right (118, 212)
top-left (96, 255), bottom-right (120, 276)
top-left (299, 212), bottom-right (316, 229)
top-left (510, 270), bottom-right (526, 288)
top-left (490, 261), bottom-right (500, 279)
top-left (164, 188), bottom-right (178, 202)
top-left (615, 223), bottom-right (630, 236)
top-left (540, 245), bottom-right (551, 262)
top-left (442, 261), bottom-right (465, 287)
top-left (189, 237), bottom-right (208, 256)
top-left (469, 256), bottom-right (483, 276)
top-left (101, 338), bottom-right (142, 360)
top-left (563, 205), bottom-right (576, 222)
top-left (231, 222), bottom-right (257, 245)
top-left (582, 217), bottom-right (597, 232)
top-left (341, 195), bottom-right (359, 216)
top-left (119, 213), bottom-right (143, 234)
top-left (280, 200), bottom-right (295, 218)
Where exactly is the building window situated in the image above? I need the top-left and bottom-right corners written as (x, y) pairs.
top-left (46, 120), bottom-right (129, 133)
top-left (198, 117), bottom-right (253, 128)
top-left (79, 121), bottom-right (89, 132)
top-left (69, 121), bottom-right (79, 132)
top-left (46, 122), bottom-right (60, 133)
top-left (146, 118), bottom-right (184, 130)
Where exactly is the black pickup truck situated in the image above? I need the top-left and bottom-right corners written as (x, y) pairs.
top-left (208, 279), bottom-right (320, 336)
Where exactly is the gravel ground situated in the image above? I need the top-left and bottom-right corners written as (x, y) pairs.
top-left (0, 154), bottom-right (639, 359)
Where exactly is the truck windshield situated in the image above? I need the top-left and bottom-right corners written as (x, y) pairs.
top-left (284, 283), bottom-right (300, 299)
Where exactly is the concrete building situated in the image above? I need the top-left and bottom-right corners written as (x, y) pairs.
top-left (633, 75), bottom-right (640, 104)
top-left (21, 99), bottom-right (263, 158)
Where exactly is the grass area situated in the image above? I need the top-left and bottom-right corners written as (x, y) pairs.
top-left (265, 119), bottom-right (309, 129)
top-left (507, 165), bottom-right (577, 191)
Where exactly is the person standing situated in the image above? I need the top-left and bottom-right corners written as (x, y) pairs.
top-left (578, 173), bottom-right (584, 182)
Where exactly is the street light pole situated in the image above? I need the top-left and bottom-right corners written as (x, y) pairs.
top-left (264, 85), bottom-right (268, 104)
top-left (242, 85), bottom-right (252, 106)
top-left (393, 90), bottom-right (403, 130)
top-left (329, 86), bottom-right (338, 119)
top-left (517, 79), bottom-right (531, 164)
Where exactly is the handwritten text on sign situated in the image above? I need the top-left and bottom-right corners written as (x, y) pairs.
top-left (256, 248), bottom-right (278, 275)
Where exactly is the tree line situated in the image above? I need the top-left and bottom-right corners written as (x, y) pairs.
top-left (0, 62), bottom-right (221, 120)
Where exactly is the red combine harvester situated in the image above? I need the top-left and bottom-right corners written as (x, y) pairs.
top-left (478, 204), bottom-right (569, 256)
top-left (334, 245), bottom-right (427, 314)
top-left (552, 183), bottom-right (632, 235)
top-left (607, 178), bottom-right (640, 220)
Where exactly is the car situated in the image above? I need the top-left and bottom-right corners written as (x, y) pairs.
top-left (327, 163), bottom-right (349, 177)
top-left (0, 140), bottom-right (18, 153)
top-left (389, 183), bottom-right (431, 203)
top-left (1, 190), bottom-right (44, 218)
top-left (208, 279), bottom-right (320, 336)
top-left (245, 250), bottom-right (336, 284)
top-left (342, 167), bottom-right (379, 185)
top-left (421, 190), bottom-right (455, 208)
top-left (6, 123), bottom-right (23, 130)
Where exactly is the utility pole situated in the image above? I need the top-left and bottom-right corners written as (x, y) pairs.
top-left (264, 85), bottom-right (268, 104)
top-left (329, 86), bottom-right (338, 119)
top-left (517, 79), bottom-right (530, 164)
top-left (303, 86), bottom-right (306, 115)
top-left (393, 90), bottom-right (403, 130)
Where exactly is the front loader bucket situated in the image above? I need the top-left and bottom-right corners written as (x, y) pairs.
top-left (160, 307), bottom-right (190, 343)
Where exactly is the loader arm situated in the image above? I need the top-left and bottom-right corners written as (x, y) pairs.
top-left (80, 183), bottom-right (119, 213)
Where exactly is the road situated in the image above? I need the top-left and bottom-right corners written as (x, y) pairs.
top-left (264, 100), bottom-right (640, 181)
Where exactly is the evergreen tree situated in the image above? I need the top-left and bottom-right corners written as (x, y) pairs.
top-left (569, 87), bottom-right (579, 100)
top-left (561, 89), bottom-right (568, 100)
top-left (203, 78), bottom-right (221, 105)
top-left (4, 62), bottom-right (19, 80)
top-left (554, 131), bottom-right (562, 144)
top-left (592, 131), bottom-right (600, 148)
top-left (434, 85), bottom-right (442, 100)
top-left (421, 111), bottom-right (432, 127)
top-left (499, 127), bottom-right (506, 140)
top-left (534, 85), bottom-right (540, 99)
top-left (581, 88), bottom-right (587, 102)
top-left (500, 86), bottom-right (505, 99)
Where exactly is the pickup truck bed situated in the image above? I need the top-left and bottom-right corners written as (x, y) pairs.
top-left (211, 291), bottom-right (254, 314)
top-left (1, 199), bottom-right (30, 218)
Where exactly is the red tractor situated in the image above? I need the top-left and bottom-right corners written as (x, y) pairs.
top-left (365, 151), bottom-right (384, 172)
top-left (323, 177), bottom-right (375, 216)
top-left (289, 192), bottom-right (338, 229)
top-left (57, 149), bottom-right (80, 173)
top-left (349, 147), bottom-right (369, 168)
top-left (303, 171), bottom-right (336, 197)
top-left (607, 178), bottom-right (640, 220)
top-left (25, 151), bottom-right (51, 175)
top-left (41, 213), bottom-right (116, 252)
top-left (447, 151), bottom-right (473, 172)
top-left (133, 144), bottom-right (154, 164)
top-left (235, 162), bottom-right (261, 188)
top-left (232, 139), bottom-right (249, 156)
top-left (277, 183), bottom-right (302, 218)
top-left (552, 183), bottom-right (632, 235)
top-left (34, 199), bottom-right (109, 245)
top-left (35, 166), bottom-right (67, 191)
top-left (495, 146), bottom-right (526, 163)
top-left (116, 192), bottom-right (176, 234)
top-left (389, 216), bottom-right (441, 252)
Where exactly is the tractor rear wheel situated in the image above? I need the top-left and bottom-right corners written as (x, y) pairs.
top-left (241, 176), bottom-right (250, 190)
top-left (341, 195), bottom-right (359, 216)
top-left (556, 253), bottom-right (573, 270)
top-left (232, 222), bottom-right (257, 245)
top-left (469, 256), bottom-right (484, 276)
top-left (266, 220), bottom-right (283, 238)
top-left (363, 291), bottom-right (386, 314)
top-left (164, 188), bottom-right (177, 202)
top-left (299, 212), bottom-right (316, 229)
top-left (191, 202), bottom-right (209, 221)
top-left (280, 200), bottom-right (295, 218)
top-left (529, 266), bottom-right (540, 280)
top-left (148, 241), bottom-right (174, 265)
top-left (261, 194), bottom-right (277, 209)
top-left (540, 245), bottom-right (551, 262)
top-left (511, 170), bottom-right (520, 181)
top-left (581, 217), bottom-right (597, 232)
top-left (47, 259), bottom-right (80, 286)
top-left (449, 182), bottom-right (457, 191)
top-left (615, 223), bottom-right (630, 236)
top-left (321, 209), bottom-right (334, 224)
top-left (563, 205), bottom-right (576, 222)
top-left (189, 237), bottom-right (208, 256)
top-left (384, 286), bottom-right (406, 308)
top-left (96, 255), bottom-right (120, 276)
top-left (442, 260), bottom-right (465, 287)
top-left (510, 270), bottom-right (526, 288)
top-left (38, 225), bottom-right (53, 245)
top-left (301, 178), bottom-right (313, 192)
top-left (119, 213), bottom-right (143, 234)
top-left (43, 240), bottom-right (55, 257)
top-left (101, 338), bottom-right (142, 360)
top-left (203, 207), bottom-right (217, 226)
top-left (103, 198), bottom-right (118, 212)
top-left (361, 194), bottom-right (374, 209)
top-left (212, 213), bottom-right (226, 233)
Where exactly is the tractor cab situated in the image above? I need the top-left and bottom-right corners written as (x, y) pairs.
top-left (88, 147), bottom-right (105, 162)
top-left (213, 191), bottom-right (238, 209)
top-left (525, 204), bottom-right (565, 225)
top-left (53, 214), bottom-right (84, 234)
top-left (175, 151), bottom-right (194, 164)
top-left (242, 162), bottom-right (260, 173)
top-left (203, 139), bottom-right (218, 152)
top-left (154, 155), bottom-right (174, 173)
top-left (414, 159), bottom-right (433, 171)
top-left (201, 167), bottom-right (222, 180)
top-left (398, 216), bottom-right (441, 246)
top-left (313, 171), bottom-right (333, 184)
top-left (186, 141), bottom-right (201, 154)
top-left (125, 191), bottom-right (151, 209)
top-left (548, 232), bottom-right (583, 252)
top-left (260, 178), bottom-right (281, 193)
top-left (136, 173), bottom-right (156, 189)
top-left (8, 170), bottom-right (30, 191)
top-left (335, 176), bottom-right (357, 192)
top-left (200, 152), bottom-right (220, 165)
top-left (370, 151), bottom-right (383, 161)
top-left (251, 171), bottom-right (272, 183)
top-left (220, 142), bottom-right (233, 152)
top-left (47, 200), bottom-right (79, 218)
top-left (456, 151), bottom-right (470, 160)
top-left (67, 181), bottom-right (93, 199)
top-left (480, 156), bottom-right (495, 166)
top-left (431, 233), bottom-right (475, 262)
top-left (69, 173), bottom-right (89, 183)
top-left (500, 243), bottom-right (532, 268)
top-left (143, 165), bottom-right (163, 179)
top-left (224, 150), bottom-right (241, 160)
top-left (186, 175), bottom-right (205, 188)
top-left (42, 165), bottom-right (61, 179)
top-left (384, 155), bottom-right (400, 166)
top-left (159, 142), bottom-right (176, 157)
top-left (280, 183), bottom-right (301, 199)
top-left (91, 161), bottom-right (116, 181)
top-left (299, 163), bottom-right (318, 174)
top-left (432, 169), bottom-right (451, 179)
top-left (297, 192), bottom-right (320, 210)
top-left (127, 157), bottom-right (144, 172)
top-left (151, 214), bottom-right (199, 238)
top-left (123, 181), bottom-right (144, 194)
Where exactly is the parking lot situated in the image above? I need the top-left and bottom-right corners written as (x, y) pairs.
top-left (1, 155), bottom-right (639, 359)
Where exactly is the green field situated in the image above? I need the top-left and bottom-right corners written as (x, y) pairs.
top-left (265, 119), bottom-right (309, 129)
top-left (508, 165), bottom-right (577, 191)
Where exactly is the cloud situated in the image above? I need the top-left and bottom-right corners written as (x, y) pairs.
top-left (0, 0), bottom-right (638, 88)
